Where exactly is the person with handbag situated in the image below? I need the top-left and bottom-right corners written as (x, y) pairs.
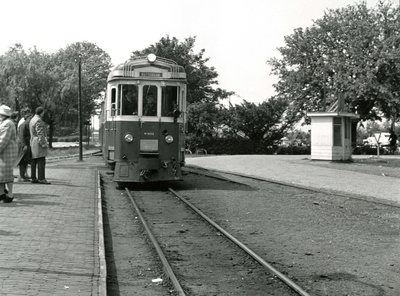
top-left (29, 107), bottom-right (51, 184)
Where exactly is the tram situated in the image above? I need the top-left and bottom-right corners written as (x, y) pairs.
top-left (100, 53), bottom-right (187, 187)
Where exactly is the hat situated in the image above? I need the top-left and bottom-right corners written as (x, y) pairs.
top-left (35, 107), bottom-right (44, 115)
top-left (0, 105), bottom-right (12, 117)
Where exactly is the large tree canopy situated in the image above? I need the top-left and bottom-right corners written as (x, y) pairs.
top-left (0, 41), bottom-right (112, 141)
top-left (131, 35), bottom-right (235, 104)
top-left (50, 41), bottom-right (112, 129)
top-left (267, 0), bottom-right (400, 125)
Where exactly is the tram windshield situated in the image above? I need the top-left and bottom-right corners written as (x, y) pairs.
top-left (119, 84), bottom-right (138, 115)
top-left (162, 86), bottom-right (179, 117)
top-left (143, 85), bottom-right (158, 116)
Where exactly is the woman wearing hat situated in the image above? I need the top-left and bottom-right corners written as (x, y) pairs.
top-left (0, 105), bottom-right (18, 203)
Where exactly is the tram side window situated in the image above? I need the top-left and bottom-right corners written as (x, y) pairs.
top-left (120, 84), bottom-right (138, 115)
top-left (162, 86), bottom-right (179, 117)
top-left (142, 85), bottom-right (158, 116)
top-left (111, 88), bottom-right (116, 116)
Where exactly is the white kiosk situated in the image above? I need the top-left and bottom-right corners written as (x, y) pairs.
top-left (307, 98), bottom-right (359, 161)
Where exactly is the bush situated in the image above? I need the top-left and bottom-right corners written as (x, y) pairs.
top-left (276, 145), bottom-right (311, 155)
top-left (187, 136), bottom-right (276, 155)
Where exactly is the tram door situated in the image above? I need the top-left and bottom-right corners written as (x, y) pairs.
top-left (139, 85), bottom-right (160, 170)
top-left (105, 86), bottom-right (117, 166)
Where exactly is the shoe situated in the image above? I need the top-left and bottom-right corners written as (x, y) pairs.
top-left (18, 178), bottom-right (31, 182)
top-left (0, 194), bottom-right (6, 201)
top-left (4, 196), bottom-right (14, 203)
top-left (38, 179), bottom-right (51, 184)
top-left (4, 189), bottom-right (8, 194)
top-left (31, 179), bottom-right (39, 183)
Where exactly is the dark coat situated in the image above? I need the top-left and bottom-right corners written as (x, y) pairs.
top-left (17, 115), bottom-right (32, 165)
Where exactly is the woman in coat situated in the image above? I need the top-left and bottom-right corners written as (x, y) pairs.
top-left (0, 105), bottom-right (18, 203)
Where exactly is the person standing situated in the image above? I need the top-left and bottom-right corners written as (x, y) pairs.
top-left (0, 105), bottom-right (18, 203)
top-left (17, 108), bottom-right (33, 181)
top-left (388, 130), bottom-right (398, 154)
top-left (17, 109), bottom-right (26, 129)
top-left (30, 107), bottom-right (51, 184)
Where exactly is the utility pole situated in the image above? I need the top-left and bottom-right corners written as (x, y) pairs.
top-left (78, 54), bottom-right (83, 161)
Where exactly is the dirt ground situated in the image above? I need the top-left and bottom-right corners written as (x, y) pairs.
top-left (101, 157), bottom-right (400, 296)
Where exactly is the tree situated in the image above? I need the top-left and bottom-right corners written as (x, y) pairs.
top-left (0, 41), bottom-right (112, 146)
top-left (131, 35), bottom-right (234, 105)
top-left (187, 101), bottom-right (227, 137)
top-left (227, 98), bottom-right (296, 146)
top-left (267, 0), bottom-right (400, 126)
top-left (0, 44), bottom-right (59, 116)
top-left (49, 41), bottom-right (112, 136)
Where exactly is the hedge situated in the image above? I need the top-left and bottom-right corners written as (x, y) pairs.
top-left (187, 136), bottom-right (310, 155)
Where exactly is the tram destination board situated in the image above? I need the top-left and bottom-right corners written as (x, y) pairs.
top-left (139, 72), bottom-right (162, 77)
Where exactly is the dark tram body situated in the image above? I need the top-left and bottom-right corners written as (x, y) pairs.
top-left (100, 54), bottom-right (187, 186)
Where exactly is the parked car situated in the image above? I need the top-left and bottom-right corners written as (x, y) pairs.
top-left (364, 133), bottom-right (391, 147)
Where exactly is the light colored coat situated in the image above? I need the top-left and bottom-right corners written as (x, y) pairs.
top-left (0, 118), bottom-right (18, 182)
top-left (30, 114), bottom-right (48, 159)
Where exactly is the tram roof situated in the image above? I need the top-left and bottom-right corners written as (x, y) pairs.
top-left (108, 54), bottom-right (186, 81)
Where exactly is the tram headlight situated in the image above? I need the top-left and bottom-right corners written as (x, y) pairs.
top-left (165, 135), bottom-right (174, 144)
top-left (125, 133), bottom-right (134, 143)
top-left (147, 53), bottom-right (157, 63)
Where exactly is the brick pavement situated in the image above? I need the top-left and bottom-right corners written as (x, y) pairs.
top-left (0, 153), bottom-right (105, 296)
top-left (186, 155), bottom-right (400, 205)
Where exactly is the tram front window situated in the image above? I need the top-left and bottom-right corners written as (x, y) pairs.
top-left (162, 86), bottom-right (179, 117)
top-left (120, 84), bottom-right (138, 115)
top-left (143, 85), bottom-right (158, 116)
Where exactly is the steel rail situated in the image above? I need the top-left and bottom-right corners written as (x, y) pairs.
top-left (125, 188), bottom-right (186, 296)
top-left (168, 188), bottom-right (310, 296)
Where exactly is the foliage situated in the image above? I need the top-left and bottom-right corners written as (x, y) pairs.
top-left (226, 98), bottom-right (297, 145)
top-left (131, 35), bottom-right (235, 105)
top-left (276, 145), bottom-right (311, 155)
top-left (47, 41), bottom-right (112, 133)
top-left (0, 44), bottom-right (56, 112)
top-left (187, 101), bottom-right (228, 136)
top-left (0, 41), bottom-right (112, 143)
top-left (186, 136), bottom-right (275, 155)
top-left (267, 0), bottom-right (400, 126)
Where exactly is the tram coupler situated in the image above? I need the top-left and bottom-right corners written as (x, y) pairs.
top-left (140, 169), bottom-right (149, 180)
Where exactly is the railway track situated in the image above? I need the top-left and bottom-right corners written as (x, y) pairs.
top-left (101, 167), bottom-right (400, 296)
top-left (125, 186), bottom-right (309, 296)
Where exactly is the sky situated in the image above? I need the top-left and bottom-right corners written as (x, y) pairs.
top-left (0, 0), bottom-right (390, 106)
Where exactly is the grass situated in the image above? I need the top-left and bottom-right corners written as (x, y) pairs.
top-left (353, 157), bottom-right (400, 168)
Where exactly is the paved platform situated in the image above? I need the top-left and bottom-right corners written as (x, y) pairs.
top-left (0, 153), bottom-right (105, 296)
top-left (186, 155), bottom-right (400, 205)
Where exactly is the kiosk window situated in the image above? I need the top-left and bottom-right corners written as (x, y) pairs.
top-left (162, 86), bottom-right (179, 116)
top-left (119, 84), bottom-right (138, 115)
top-left (143, 85), bottom-right (158, 116)
top-left (333, 117), bottom-right (342, 146)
